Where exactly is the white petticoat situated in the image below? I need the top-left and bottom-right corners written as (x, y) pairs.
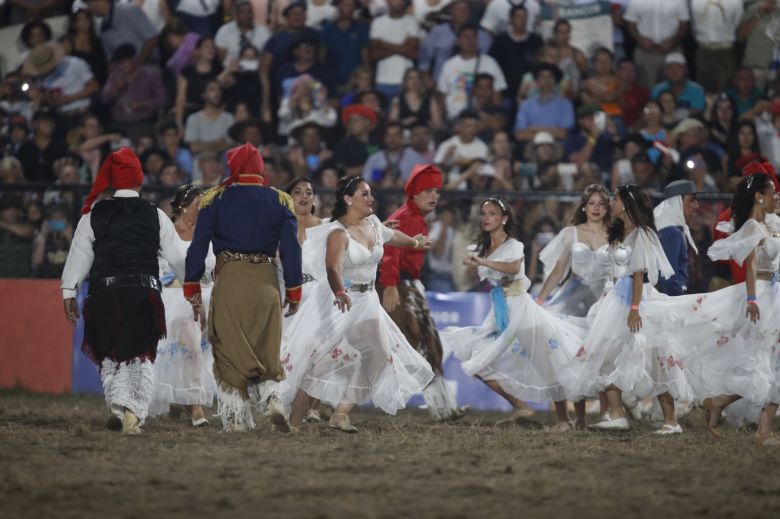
top-left (101, 358), bottom-right (154, 423)
top-left (149, 285), bottom-right (217, 415)
top-left (560, 280), bottom-right (693, 402)
top-left (279, 280), bottom-right (434, 415)
top-left (442, 292), bottom-right (588, 403)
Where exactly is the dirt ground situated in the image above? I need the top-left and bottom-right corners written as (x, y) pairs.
top-left (1, 392), bottom-right (780, 519)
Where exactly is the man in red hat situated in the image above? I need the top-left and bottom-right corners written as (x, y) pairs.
top-left (378, 164), bottom-right (469, 422)
top-left (184, 142), bottom-right (302, 433)
top-left (61, 147), bottom-right (186, 434)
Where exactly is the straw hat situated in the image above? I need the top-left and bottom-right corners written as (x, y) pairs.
top-left (22, 42), bottom-right (65, 77)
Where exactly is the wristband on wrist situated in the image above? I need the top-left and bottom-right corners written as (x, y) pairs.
top-left (747, 300), bottom-right (758, 306)
top-left (335, 290), bottom-right (346, 298)
top-left (747, 295), bottom-right (757, 302)
top-left (630, 304), bottom-right (639, 310)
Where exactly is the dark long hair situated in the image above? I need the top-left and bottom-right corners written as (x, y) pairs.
top-left (726, 120), bottom-right (762, 175)
top-left (475, 197), bottom-right (517, 257)
top-left (570, 184), bottom-right (611, 226)
top-left (285, 176), bottom-right (316, 215)
top-left (331, 175), bottom-right (365, 220)
top-left (732, 173), bottom-right (771, 231)
top-left (608, 184), bottom-right (656, 244)
top-left (170, 185), bottom-right (203, 222)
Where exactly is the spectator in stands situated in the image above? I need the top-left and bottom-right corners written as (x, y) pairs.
top-left (73, 113), bottom-right (119, 182)
top-left (624, 0), bottom-right (690, 88)
top-left (320, 0), bottom-right (370, 93)
top-left (31, 205), bottom-right (73, 278)
top-left (388, 68), bottom-right (442, 131)
top-left (215, 0), bottom-right (271, 66)
top-left (43, 154), bottom-right (83, 208)
top-left (1, 116), bottom-right (29, 158)
top-left (100, 44), bottom-right (168, 141)
top-left (690, 0), bottom-right (742, 94)
top-left (409, 122), bottom-right (435, 163)
top-left (62, 8), bottom-right (108, 85)
top-left (368, 0), bottom-right (420, 100)
top-left (681, 152), bottom-right (718, 193)
top-left (564, 105), bottom-right (617, 176)
top-left (306, 0), bottom-right (337, 29)
top-left (286, 121), bottom-right (332, 176)
top-left (15, 109), bottom-right (66, 183)
top-left (248, 0), bottom-right (291, 31)
top-left (657, 90), bottom-right (683, 129)
top-left (550, 19), bottom-right (587, 94)
top-left (16, 19), bottom-right (53, 70)
top-left (480, 0), bottom-right (540, 36)
top-left (175, 36), bottom-right (232, 129)
top-left (489, 4), bottom-right (543, 103)
top-left (26, 202), bottom-right (44, 232)
top-left (84, 0), bottom-right (159, 67)
top-left (261, 1), bottom-right (320, 120)
top-left (704, 93), bottom-right (737, 152)
top-left (276, 36), bottom-right (334, 97)
top-left (513, 64), bottom-right (574, 143)
top-left (184, 80), bottom-right (235, 158)
top-left (278, 73), bottom-right (337, 139)
top-left (738, 0), bottom-right (780, 90)
top-left (725, 120), bottom-right (765, 187)
top-left (434, 110), bottom-right (489, 187)
top-left (725, 67), bottom-right (763, 117)
top-left (159, 122), bottom-right (194, 181)
top-left (756, 101), bottom-right (780, 170)
top-left (223, 44), bottom-right (263, 115)
top-left (0, 73), bottom-right (33, 125)
top-left (582, 48), bottom-right (622, 123)
top-left (617, 58), bottom-right (649, 129)
top-left (651, 53), bottom-right (705, 114)
top-left (141, 147), bottom-right (172, 185)
top-left (471, 73), bottom-right (507, 140)
top-left (338, 65), bottom-right (373, 107)
top-left (161, 19), bottom-right (201, 75)
top-left (334, 104), bottom-right (376, 176)
top-left (426, 204), bottom-right (458, 292)
top-left (437, 24), bottom-right (506, 121)
top-left (517, 42), bottom-right (573, 101)
top-left (629, 150), bottom-right (662, 193)
top-left (419, 0), bottom-right (492, 86)
top-left (193, 150), bottom-right (226, 187)
top-left (611, 133), bottom-right (647, 189)
top-left (0, 197), bottom-right (33, 277)
top-left (445, 158), bottom-right (513, 191)
top-left (0, 156), bottom-right (25, 185)
top-left (157, 162), bottom-right (186, 187)
top-left (22, 43), bottom-right (99, 120)
top-left (574, 161), bottom-right (604, 192)
top-left (362, 122), bottom-right (425, 188)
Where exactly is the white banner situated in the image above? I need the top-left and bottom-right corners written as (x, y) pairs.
top-left (540, 1), bottom-right (614, 57)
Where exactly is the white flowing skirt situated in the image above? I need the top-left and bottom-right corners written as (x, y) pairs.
top-left (279, 280), bottom-right (434, 415)
top-left (149, 285), bottom-right (217, 415)
top-left (560, 279), bottom-right (693, 402)
top-left (442, 292), bottom-right (588, 403)
top-left (651, 280), bottom-right (780, 405)
top-left (544, 276), bottom-right (606, 318)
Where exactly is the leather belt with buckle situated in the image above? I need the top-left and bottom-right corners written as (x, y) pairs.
top-left (93, 274), bottom-right (162, 292)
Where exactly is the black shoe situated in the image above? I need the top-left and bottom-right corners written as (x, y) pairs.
top-left (106, 415), bottom-right (122, 431)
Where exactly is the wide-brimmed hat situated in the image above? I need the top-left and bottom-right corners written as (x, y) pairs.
top-left (228, 118), bottom-right (270, 142)
top-left (671, 118), bottom-right (704, 138)
top-left (22, 42), bottom-right (64, 77)
top-left (663, 179), bottom-right (698, 199)
top-left (533, 63), bottom-right (563, 83)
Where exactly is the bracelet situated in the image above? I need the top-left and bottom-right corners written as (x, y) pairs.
top-left (747, 300), bottom-right (758, 306)
top-left (335, 290), bottom-right (346, 298)
top-left (630, 304), bottom-right (639, 310)
top-left (534, 297), bottom-right (543, 305)
top-left (747, 295), bottom-right (757, 302)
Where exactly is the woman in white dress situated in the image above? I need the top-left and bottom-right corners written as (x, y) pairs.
top-left (442, 197), bottom-right (589, 431)
top-left (675, 174), bottom-right (780, 445)
top-left (151, 185), bottom-right (217, 427)
top-left (561, 184), bottom-right (690, 434)
top-left (535, 184), bottom-right (612, 420)
top-left (281, 176), bottom-right (435, 433)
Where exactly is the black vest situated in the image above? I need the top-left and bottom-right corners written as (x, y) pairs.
top-left (89, 197), bottom-right (160, 283)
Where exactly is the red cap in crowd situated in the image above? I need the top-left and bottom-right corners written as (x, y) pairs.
top-left (341, 104), bottom-right (378, 126)
top-left (404, 164), bottom-right (443, 198)
top-left (81, 147), bottom-right (144, 214)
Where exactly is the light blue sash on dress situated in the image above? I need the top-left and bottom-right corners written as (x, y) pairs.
top-left (491, 285), bottom-right (509, 333)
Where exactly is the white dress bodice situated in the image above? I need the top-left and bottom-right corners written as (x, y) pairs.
top-left (757, 234), bottom-right (780, 272)
top-left (340, 215), bottom-right (394, 284)
top-left (160, 234), bottom-right (215, 285)
top-left (570, 228), bottom-right (611, 281)
top-left (477, 238), bottom-right (531, 289)
top-left (611, 241), bottom-right (633, 280)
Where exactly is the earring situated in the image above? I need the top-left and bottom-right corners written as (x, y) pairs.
top-left (758, 198), bottom-right (765, 206)
top-left (183, 208), bottom-right (188, 214)
top-left (348, 202), bottom-right (353, 207)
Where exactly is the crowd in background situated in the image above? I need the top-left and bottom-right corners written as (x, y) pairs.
top-left (0, 0), bottom-right (775, 291)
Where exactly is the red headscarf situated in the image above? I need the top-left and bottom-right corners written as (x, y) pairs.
top-left (404, 164), bottom-right (443, 198)
top-left (225, 142), bottom-right (266, 186)
top-left (81, 147), bottom-right (144, 214)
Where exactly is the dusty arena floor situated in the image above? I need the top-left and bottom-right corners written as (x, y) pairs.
top-left (1, 392), bottom-right (779, 519)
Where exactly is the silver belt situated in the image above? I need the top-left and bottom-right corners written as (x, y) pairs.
top-left (348, 281), bottom-right (375, 293)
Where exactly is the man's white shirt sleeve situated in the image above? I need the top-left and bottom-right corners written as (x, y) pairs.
top-left (60, 214), bottom-right (95, 300)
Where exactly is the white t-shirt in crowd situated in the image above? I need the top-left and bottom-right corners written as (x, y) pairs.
top-left (434, 135), bottom-right (489, 187)
top-left (437, 53), bottom-right (507, 119)
top-left (306, 0), bottom-right (338, 29)
top-left (175, 0), bottom-right (220, 16)
top-left (39, 56), bottom-right (94, 114)
top-left (412, 0), bottom-right (451, 25)
top-left (689, 0), bottom-right (743, 44)
top-left (214, 21), bottom-right (271, 65)
top-left (480, 0), bottom-right (540, 36)
top-left (623, 0), bottom-right (690, 44)
top-left (427, 220), bottom-right (455, 275)
top-left (369, 14), bottom-right (421, 85)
